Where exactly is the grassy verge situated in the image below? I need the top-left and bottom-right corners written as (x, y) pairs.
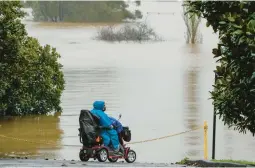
top-left (176, 157), bottom-right (255, 166)
top-left (175, 157), bottom-right (189, 164)
top-left (212, 159), bottom-right (255, 165)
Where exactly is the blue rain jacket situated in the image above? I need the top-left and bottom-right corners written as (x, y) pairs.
top-left (90, 101), bottom-right (119, 150)
top-left (109, 117), bottom-right (123, 134)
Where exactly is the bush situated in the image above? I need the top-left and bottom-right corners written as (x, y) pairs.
top-left (94, 22), bottom-right (163, 42)
top-left (0, 1), bottom-right (65, 116)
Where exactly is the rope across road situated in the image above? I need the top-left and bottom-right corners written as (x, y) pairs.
top-left (0, 125), bottom-right (203, 147)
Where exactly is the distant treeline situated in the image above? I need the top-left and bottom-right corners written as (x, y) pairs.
top-left (22, 1), bottom-right (143, 22)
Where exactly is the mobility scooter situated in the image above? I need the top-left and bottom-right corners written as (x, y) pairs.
top-left (78, 109), bottom-right (136, 163)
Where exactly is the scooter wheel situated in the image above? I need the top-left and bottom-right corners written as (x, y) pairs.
top-left (125, 150), bottom-right (136, 163)
top-left (108, 157), bottom-right (118, 162)
top-left (79, 150), bottom-right (89, 162)
top-left (97, 148), bottom-right (108, 162)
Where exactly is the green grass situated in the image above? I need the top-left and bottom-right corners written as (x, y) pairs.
top-left (212, 159), bottom-right (255, 165)
top-left (176, 157), bottom-right (189, 164)
top-left (176, 158), bottom-right (255, 166)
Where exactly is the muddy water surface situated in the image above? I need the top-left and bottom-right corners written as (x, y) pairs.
top-left (1, 1), bottom-right (255, 163)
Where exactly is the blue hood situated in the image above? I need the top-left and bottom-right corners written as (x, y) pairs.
top-left (93, 101), bottom-right (105, 110)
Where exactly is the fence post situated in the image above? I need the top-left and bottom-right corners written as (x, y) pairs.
top-left (204, 121), bottom-right (208, 160)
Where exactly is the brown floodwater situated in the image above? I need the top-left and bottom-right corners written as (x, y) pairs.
top-left (1, 1), bottom-right (255, 163)
top-left (0, 115), bottom-right (62, 158)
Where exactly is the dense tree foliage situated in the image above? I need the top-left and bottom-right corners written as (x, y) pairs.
top-left (187, 1), bottom-right (255, 134)
top-left (0, 1), bottom-right (65, 116)
top-left (22, 1), bottom-right (143, 22)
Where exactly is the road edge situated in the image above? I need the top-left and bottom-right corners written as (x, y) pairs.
top-left (184, 159), bottom-right (255, 167)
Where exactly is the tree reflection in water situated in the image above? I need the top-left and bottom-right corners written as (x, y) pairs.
top-left (183, 67), bottom-right (202, 159)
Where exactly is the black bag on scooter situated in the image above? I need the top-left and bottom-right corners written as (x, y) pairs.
top-left (121, 126), bottom-right (131, 142)
top-left (78, 109), bottom-right (100, 147)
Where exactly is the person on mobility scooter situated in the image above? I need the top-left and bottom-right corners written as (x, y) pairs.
top-left (90, 100), bottom-right (123, 156)
top-left (78, 101), bottom-right (135, 163)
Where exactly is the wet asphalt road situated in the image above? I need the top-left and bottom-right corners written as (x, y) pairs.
top-left (0, 159), bottom-right (186, 167)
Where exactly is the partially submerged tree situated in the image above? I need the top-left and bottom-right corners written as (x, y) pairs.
top-left (187, 1), bottom-right (255, 134)
top-left (95, 22), bottom-right (162, 42)
top-left (0, 1), bottom-right (65, 116)
top-left (182, 1), bottom-right (202, 44)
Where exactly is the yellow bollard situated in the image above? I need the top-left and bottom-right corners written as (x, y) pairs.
top-left (203, 121), bottom-right (208, 160)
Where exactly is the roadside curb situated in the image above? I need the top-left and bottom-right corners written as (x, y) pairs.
top-left (0, 158), bottom-right (186, 167)
top-left (184, 160), bottom-right (255, 167)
